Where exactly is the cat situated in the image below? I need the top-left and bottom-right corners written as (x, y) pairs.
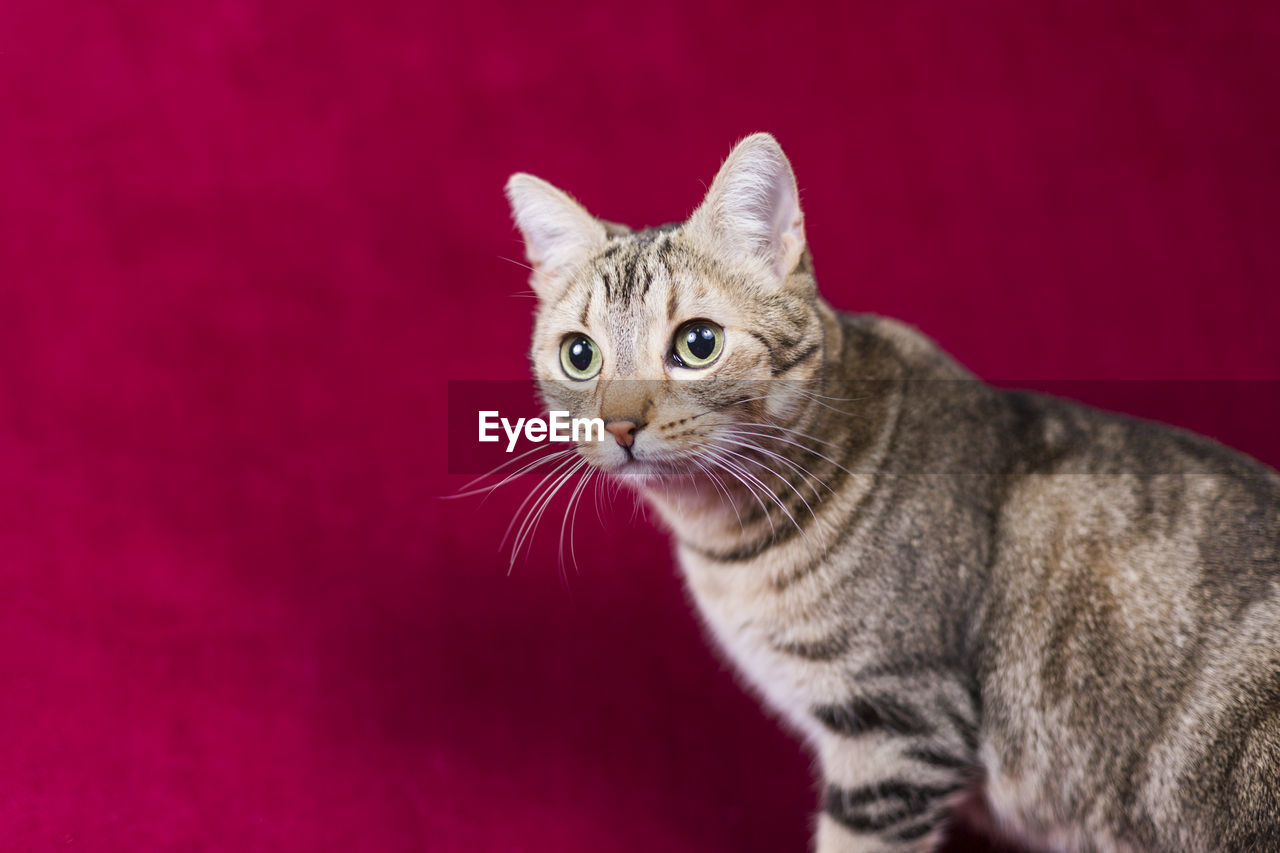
top-left (502, 133), bottom-right (1280, 852)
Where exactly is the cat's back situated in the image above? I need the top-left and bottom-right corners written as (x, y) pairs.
top-left (841, 309), bottom-right (1280, 554)
top-left (974, 382), bottom-right (1280, 849)
top-left (845, 310), bottom-right (1280, 848)
top-left (989, 382), bottom-right (1280, 593)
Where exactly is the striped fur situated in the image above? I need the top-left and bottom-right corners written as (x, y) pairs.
top-left (507, 134), bottom-right (1280, 851)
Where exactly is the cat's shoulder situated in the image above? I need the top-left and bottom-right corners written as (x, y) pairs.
top-left (834, 310), bottom-right (976, 381)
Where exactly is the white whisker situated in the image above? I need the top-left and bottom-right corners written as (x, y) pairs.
top-left (729, 421), bottom-right (847, 451)
top-left (690, 457), bottom-right (745, 533)
top-left (713, 445), bottom-right (811, 535)
top-left (559, 466), bottom-right (597, 574)
top-left (501, 453), bottom-right (582, 560)
top-left (703, 448), bottom-right (778, 537)
top-left (450, 446), bottom-right (578, 499)
top-left (716, 433), bottom-right (829, 501)
top-left (510, 456), bottom-right (590, 572)
top-left (730, 428), bottom-right (857, 478)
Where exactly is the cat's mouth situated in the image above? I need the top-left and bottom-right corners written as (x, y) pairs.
top-left (592, 446), bottom-right (705, 483)
top-left (581, 429), bottom-right (720, 483)
top-left (600, 454), bottom-right (668, 475)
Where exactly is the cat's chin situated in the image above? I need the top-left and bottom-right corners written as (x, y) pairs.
top-left (602, 460), bottom-right (686, 486)
top-left (604, 460), bottom-right (722, 498)
top-left (617, 464), bottom-right (744, 522)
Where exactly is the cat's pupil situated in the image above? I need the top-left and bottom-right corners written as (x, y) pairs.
top-left (568, 337), bottom-right (594, 371)
top-left (686, 326), bottom-right (715, 360)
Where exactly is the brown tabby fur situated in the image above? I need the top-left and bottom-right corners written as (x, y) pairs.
top-left (504, 134), bottom-right (1280, 852)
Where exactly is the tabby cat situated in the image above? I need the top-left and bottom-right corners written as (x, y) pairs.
top-left (502, 134), bottom-right (1280, 851)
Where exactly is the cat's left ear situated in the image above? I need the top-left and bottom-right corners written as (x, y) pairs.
top-left (505, 173), bottom-right (607, 298)
top-left (688, 133), bottom-right (806, 285)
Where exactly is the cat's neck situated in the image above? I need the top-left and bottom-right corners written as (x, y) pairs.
top-left (639, 306), bottom-right (903, 550)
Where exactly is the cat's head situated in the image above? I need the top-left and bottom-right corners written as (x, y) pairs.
top-left (505, 134), bottom-right (827, 483)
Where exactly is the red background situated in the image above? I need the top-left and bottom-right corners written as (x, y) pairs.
top-left (3, 1), bottom-right (1279, 850)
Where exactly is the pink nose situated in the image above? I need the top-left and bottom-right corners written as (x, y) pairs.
top-left (604, 419), bottom-right (638, 448)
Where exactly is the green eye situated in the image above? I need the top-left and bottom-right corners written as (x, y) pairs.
top-left (559, 334), bottom-right (602, 380)
top-left (673, 320), bottom-right (724, 368)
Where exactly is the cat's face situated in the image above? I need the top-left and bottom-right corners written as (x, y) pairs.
top-left (508, 134), bottom-right (824, 482)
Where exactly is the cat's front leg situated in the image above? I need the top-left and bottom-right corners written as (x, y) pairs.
top-left (810, 696), bottom-right (979, 853)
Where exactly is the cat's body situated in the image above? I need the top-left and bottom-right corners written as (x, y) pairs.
top-left (504, 134), bottom-right (1280, 851)
top-left (663, 309), bottom-right (1280, 852)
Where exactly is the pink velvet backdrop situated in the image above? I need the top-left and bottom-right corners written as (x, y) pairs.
top-left (2, 0), bottom-right (1278, 849)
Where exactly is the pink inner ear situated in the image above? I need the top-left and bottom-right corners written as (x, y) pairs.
top-left (777, 230), bottom-right (804, 277)
top-left (506, 174), bottom-right (607, 289)
top-left (764, 176), bottom-right (804, 274)
top-left (690, 136), bottom-right (806, 280)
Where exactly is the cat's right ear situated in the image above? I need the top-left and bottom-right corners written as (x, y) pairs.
top-left (505, 173), bottom-right (607, 299)
top-left (687, 133), bottom-right (806, 286)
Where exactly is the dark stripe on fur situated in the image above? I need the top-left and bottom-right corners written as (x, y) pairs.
top-left (693, 385), bottom-right (866, 573)
top-left (944, 707), bottom-right (980, 753)
top-left (769, 471), bottom-right (880, 591)
top-left (823, 781), bottom-right (964, 835)
top-left (741, 328), bottom-right (776, 354)
top-left (813, 697), bottom-right (931, 738)
top-left (770, 340), bottom-right (821, 377)
top-left (684, 422), bottom-right (839, 563)
top-left (686, 528), bottom-right (796, 563)
top-left (769, 630), bottom-right (851, 661)
top-left (903, 746), bottom-right (974, 770)
top-left (890, 814), bottom-right (946, 842)
top-left (825, 803), bottom-right (917, 833)
top-left (617, 248), bottom-right (642, 303)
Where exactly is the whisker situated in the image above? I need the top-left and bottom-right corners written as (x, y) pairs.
top-left (687, 393), bottom-right (777, 421)
top-left (501, 453), bottom-right (582, 557)
top-left (510, 457), bottom-right (589, 572)
top-left (700, 450), bottom-right (766, 526)
top-left (729, 421), bottom-right (847, 451)
top-left (450, 444), bottom-right (553, 494)
top-left (630, 479), bottom-right (645, 524)
top-left (702, 448), bottom-right (778, 537)
top-left (716, 433), bottom-right (830, 500)
top-left (792, 389), bottom-right (868, 402)
top-left (593, 466), bottom-right (609, 526)
top-left (685, 386), bottom-right (870, 422)
top-left (730, 428), bottom-right (858, 478)
top-left (575, 469), bottom-right (602, 570)
top-left (713, 445), bottom-right (812, 534)
top-left (559, 465), bottom-right (597, 574)
top-left (785, 387), bottom-right (869, 416)
top-left (449, 446), bottom-right (578, 499)
top-left (514, 457), bottom-right (588, 561)
top-left (497, 254), bottom-right (536, 273)
top-left (690, 457), bottom-right (745, 533)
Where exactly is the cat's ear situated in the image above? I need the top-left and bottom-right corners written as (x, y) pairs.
top-left (505, 173), bottom-right (607, 298)
top-left (688, 133), bottom-right (806, 284)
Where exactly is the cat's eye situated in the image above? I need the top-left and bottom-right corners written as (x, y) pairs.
top-left (559, 334), bottom-right (602, 380)
top-left (672, 320), bottom-right (724, 368)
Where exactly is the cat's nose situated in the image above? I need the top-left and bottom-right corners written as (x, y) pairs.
top-left (604, 419), bottom-right (639, 448)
